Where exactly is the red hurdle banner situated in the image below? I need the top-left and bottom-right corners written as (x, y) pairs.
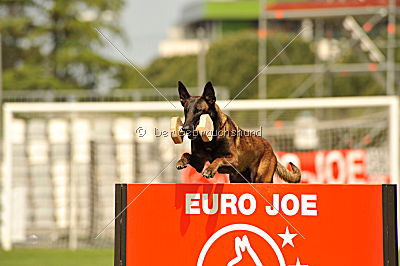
top-left (114, 184), bottom-right (398, 266)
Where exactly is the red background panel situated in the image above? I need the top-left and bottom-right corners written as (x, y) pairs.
top-left (125, 184), bottom-right (383, 266)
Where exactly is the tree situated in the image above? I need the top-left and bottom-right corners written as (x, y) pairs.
top-left (0, 0), bottom-right (125, 91)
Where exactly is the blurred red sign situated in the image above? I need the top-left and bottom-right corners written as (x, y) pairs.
top-left (181, 149), bottom-right (391, 184)
top-left (276, 149), bottom-right (391, 184)
top-left (114, 184), bottom-right (397, 266)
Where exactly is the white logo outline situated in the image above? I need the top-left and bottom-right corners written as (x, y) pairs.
top-left (197, 224), bottom-right (286, 266)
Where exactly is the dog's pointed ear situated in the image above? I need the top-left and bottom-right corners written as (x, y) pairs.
top-left (202, 81), bottom-right (216, 105)
top-left (178, 81), bottom-right (190, 106)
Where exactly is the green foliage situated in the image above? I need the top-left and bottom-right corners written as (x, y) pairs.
top-left (0, 0), bottom-right (124, 91)
top-left (119, 30), bottom-right (316, 99)
top-left (120, 29), bottom-right (388, 99)
top-left (143, 55), bottom-right (198, 88)
top-left (207, 31), bottom-right (258, 99)
top-left (117, 54), bottom-right (198, 90)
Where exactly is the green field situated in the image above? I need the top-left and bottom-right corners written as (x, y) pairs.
top-left (0, 249), bottom-right (113, 266)
top-left (0, 248), bottom-right (399, 265)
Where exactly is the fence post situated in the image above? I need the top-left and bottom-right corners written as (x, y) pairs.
top-left (68, 115), bottom-right (78, 250)
top-left (89, 140), bottom-right (98, 242)
top-left (1, 105), bottom-right (12, 250)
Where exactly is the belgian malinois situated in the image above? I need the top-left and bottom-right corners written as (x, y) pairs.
top-left (176, 81), bottom-right (301, 183)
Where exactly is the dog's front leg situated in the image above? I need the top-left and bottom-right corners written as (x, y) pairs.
top-left (202, 156), bottom-right (238, 178)
top-left (176, 153), bottom-right (205, 173)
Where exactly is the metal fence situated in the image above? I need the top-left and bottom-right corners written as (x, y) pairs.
top-left (1, 96), bottom-right (398, 250)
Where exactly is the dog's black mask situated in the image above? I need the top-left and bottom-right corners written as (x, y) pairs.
top-left (178, 81), bottom-right (216, 139)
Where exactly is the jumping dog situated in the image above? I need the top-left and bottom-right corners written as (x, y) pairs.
top-left (176, 81), bottom-right (301, 183)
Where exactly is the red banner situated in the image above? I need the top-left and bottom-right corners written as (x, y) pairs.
top-left (116, 184), bottom-right (397, 266)
top-left (181, 149), bottom-right (391, 184)
top-left (276, 149), bottom-right (390, 184)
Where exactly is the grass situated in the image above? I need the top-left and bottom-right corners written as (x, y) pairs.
top-left (0, 248), bottom-right (399, 265)
top-left (0, 249), bottom-right (113, 266)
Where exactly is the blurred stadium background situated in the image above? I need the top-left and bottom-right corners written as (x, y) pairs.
top-left (0, 0), bottom-right (399, 265)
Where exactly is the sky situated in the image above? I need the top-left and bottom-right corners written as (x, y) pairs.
top-left (119, 0), bottom-right (190, 67)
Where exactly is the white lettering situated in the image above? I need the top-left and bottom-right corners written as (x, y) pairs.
top-left (281, 194), bottom-right (300, 216)
top-left (265, 194), bottom-right (280, 215)
top-left (237, 193), bottom-right (256, 215)
top-left (185, 193), bottom-right (200, 214)
top-left (202, 194), bottom-right (219, 215)
top-left (221, 194), bottom-right (238, 214)
top-left (301, 194), bottom-right (318, 216)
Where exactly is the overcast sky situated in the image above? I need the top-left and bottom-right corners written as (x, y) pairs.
top-left (119, 0), bottom-right (189, 67)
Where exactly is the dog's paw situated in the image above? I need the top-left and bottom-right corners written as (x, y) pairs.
top-left (176, 161), bottom-right (187, 170)
top-left (177, 164), bottom-right (187, 170)
top-left (202, 168), bottom-right (216, 179)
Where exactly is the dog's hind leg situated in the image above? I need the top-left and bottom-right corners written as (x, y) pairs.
top-left (229, 172), bottom-right (246, 183)
top-left (229, 168), bottom-right (252, 183)
top-left (254, 154), bottom-right (277, 183)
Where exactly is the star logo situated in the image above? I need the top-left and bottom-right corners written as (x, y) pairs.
top-left (289, 258), bottom-right (309, 266)
top-left (278, 226), bottom-right (297, 248)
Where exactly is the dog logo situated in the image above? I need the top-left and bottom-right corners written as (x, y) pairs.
top-left (197, 224), bottom-right (308, 266)
top-left (227, 235), bottom-right (262, 266)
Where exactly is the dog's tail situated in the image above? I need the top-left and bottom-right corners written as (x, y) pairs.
top-left (276, 162), bottom-right (301, 183)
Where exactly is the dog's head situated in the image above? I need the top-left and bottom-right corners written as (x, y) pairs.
top-left (178, 81), bottom-right (216, 139)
